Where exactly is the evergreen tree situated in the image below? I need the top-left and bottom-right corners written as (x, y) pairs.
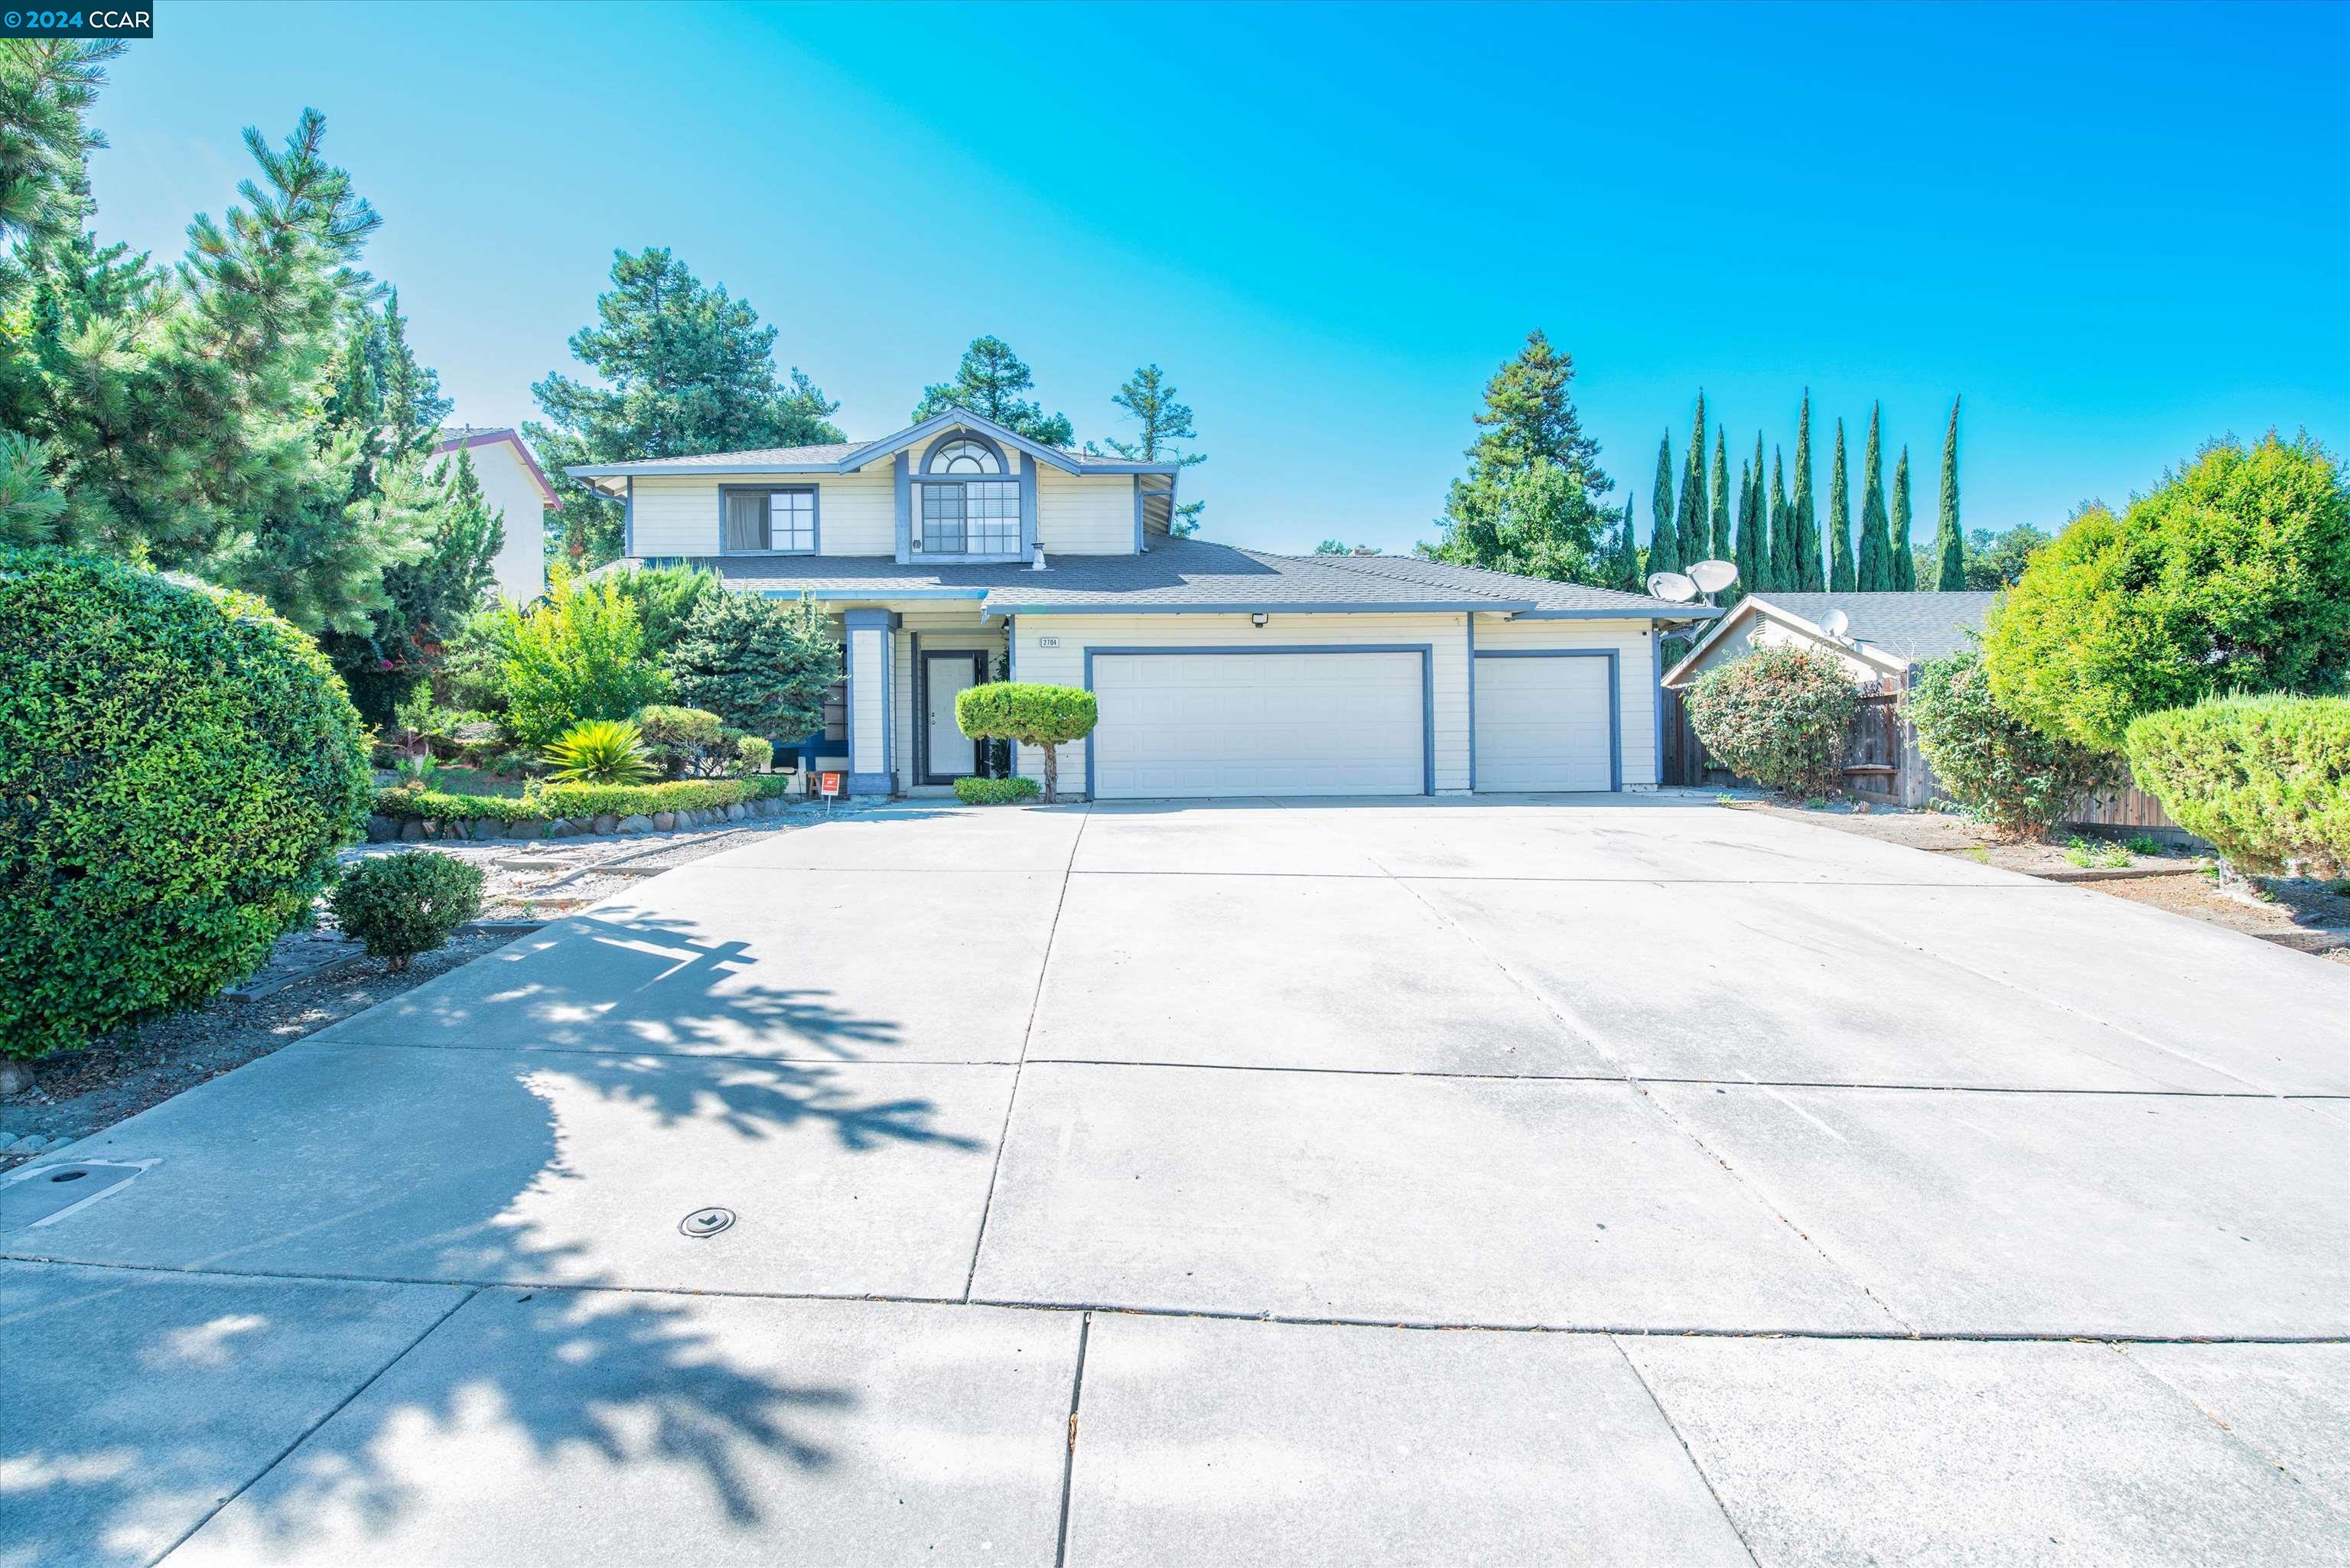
top-left (913, 334), bottom-right (1072, 445)
top-left (1647, 431), bottom-right (1681, 575)
top-left (1101, 363), bottom-right (1205, 534)
top-left (378, 288), bottom-right (450, 460)
top-left (324, 448), bottom-right (505, 720)
top-left (1769, 445), bottom-right (1790, 592)
top-left (1708, 428), bottom-right (1730, 561)
top-left (1610, 499), bottom-right (1642, 592)
top-left (529, 247), bottom-right (842, 565)
top-left (0, 39), bottom-right (121, 255)
top-left (1730, 459), bottom-right (1755, 604)
top-left (1735, 441), bottom-right (1765, 594)
top-left (1857, 402), bottom-right (1893, 589)
top-left (1933, 395), bottom-right (1966, 589)
top-left (1828, 417), bottom-right (1856, 592)
top-left (664, 588), bottom-right (844, 739)
top-left (1673, 392), bottom-right (1708, 566)
top-left (1426, 332), bottom-right (1615, 584)
top-left (1891, 445), bottom-right (1917, 590)
top-left (1791, 394), bottom-right (1823, 589)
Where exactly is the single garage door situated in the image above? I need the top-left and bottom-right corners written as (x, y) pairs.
top-left (1090, 650), bottom-right (1427, 799)
top-left (1473, 653), bottom-right (1616, 791)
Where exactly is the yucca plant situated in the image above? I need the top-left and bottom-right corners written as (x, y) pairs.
top-left (541, 718), bottom-right (656, 785)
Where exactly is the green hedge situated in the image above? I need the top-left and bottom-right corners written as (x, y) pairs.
top-left (375, 775), bottom-right (792, 824)
top-left (1, 548), bottom-right (373, 1059)
top-left (1684, 646), bottom-right (1860, 795)
top-left (2124, 694), bottom-right (2350, 875)
top-left (953, 775), bottom-right (1042, 805)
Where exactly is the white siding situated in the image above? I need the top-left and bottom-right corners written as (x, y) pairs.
top-left (451, 441), bottom-right (546, 603)
top-left (627, 465), bottom-right (897, 558)
top-left (1473, 617), bottom-right (1661, 788)
top-left (1010, 613), bottom-right (1473, 797)
top-left (1036, 471), bottom-right (1134, 555)
top-left (849, 628), bottom-right (888, 774)
top-left (890, 613), bottom-right (1007, 789)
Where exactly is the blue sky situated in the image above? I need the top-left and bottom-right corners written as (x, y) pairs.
top-left (92, 2), bottom-right (2348, 555)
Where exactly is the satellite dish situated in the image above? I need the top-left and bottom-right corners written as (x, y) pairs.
top-left (1646, 571), bottom-right (1698, 603)
top-left (1820, 608), bottom-right (1851, 640)
top-left (1688, 559), bottom-right (1739, 595)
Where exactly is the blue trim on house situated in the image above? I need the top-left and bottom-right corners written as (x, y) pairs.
top-left (1514, 607), bottom-right (1723, 622)
top-left (919, 428), bottom-right (1010, 473)
top-left (1131, 476), bottom-right (1144, 554)
top-left (841, 408), bottom-right (1181, 479)
top-left (1465, 612), bottom-right (1476, 792)
top-left (623, 477), bottom-right (634, 556)
top-left (1470, 647), bottom-right (1623, 791)
top-left (991, 599), bottom-right (1538, 616)
top-left (715, 482), bottom-right (819, 556)
top-left (1651, 631), bottom-right (1664, 789)
top-left (757, 587), bottom-right (990, 602)
top-left (893, 454), bottom-right (911, 560)
top-left (1079, 643), bottom-right (1437, 800)
top-left (1020, 457), bottom-right (1039, 560)
top-left (842, 608), bottom-right (900, 796)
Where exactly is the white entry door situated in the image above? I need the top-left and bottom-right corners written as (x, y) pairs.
top-left (1473, 654), bottom-right (1616, 791)
top-left (1090, 650), bottom-right (1426, 799)
top-left (924, 652), bottom-right (983, 782)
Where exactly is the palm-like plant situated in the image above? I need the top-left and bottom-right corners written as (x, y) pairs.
top-left (541, 717), bottom-right (656, 785)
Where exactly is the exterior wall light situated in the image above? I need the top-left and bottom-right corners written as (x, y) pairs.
top-left (1251, 612), bottom-right (1269, 627)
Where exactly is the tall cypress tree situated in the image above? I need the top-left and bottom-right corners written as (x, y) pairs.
top-left (1733, 457), bottom-right (1759, 598)
top-left (1891, 445), bottom-right (1916, 590)
top-left (1828, 418), bottom-right (1856, 592)
top-left (1791, 393), bottom-right (1823, 590)
top-left (1673, 392), bottom-right (1707, 567)
top-left (1857, 402), bottom-right (1892, 589)
top-left (1610, 499), bottom-right (1642, 592)
top-left (1769, 447), bottom-right (1790, 593)
top-left (1933, 394), bottom-right (1964, 590)
top-left (1708, 429), bottom-right (1731, 561)
top-left (1647, 431), bottom-right (1681, 575)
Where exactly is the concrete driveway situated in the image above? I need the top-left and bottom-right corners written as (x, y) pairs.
top-left (6, 797), bottom-right (2345, 1566)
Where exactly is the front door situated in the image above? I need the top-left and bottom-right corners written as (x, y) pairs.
top-left (923, 651), bottom-right (985, 782)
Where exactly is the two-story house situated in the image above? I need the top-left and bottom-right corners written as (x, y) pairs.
top-left (568, 409), bottom-right (1716, 800)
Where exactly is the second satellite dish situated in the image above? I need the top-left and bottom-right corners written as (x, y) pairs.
top-left (1646, 571), bottom-right (1698, 603)
top-left (1820, 608), bottom-right (1851, 639)
top-left (1687, 559), bottom-right (1739, 595)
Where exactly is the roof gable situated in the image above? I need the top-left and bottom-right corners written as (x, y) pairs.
top-left (1662, 590), bottom-right (2000, 685)
top-left (432, 428), bottom-right (562, 509)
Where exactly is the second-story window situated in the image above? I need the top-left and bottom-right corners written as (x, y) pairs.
top-left (723, 487), bottom-right (817, 552)
top-left (913, 431), bottom-right (1020, 555)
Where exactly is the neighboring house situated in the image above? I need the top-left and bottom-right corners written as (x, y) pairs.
top-left (432, 426), bottom-right (561, 603)
top-left (1660, 591), bottom-right (2000, 690)
top-left (567, 408), bottom-right (1714, 800)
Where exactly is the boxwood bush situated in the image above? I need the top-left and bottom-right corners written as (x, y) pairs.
top-left (1684, 646), bottom-right (1861, 795)
top-left (953, 775), bottom-right (1042, 805)
top-left (374, 775), bottom-right (792, 824)
top-left (329, 851), bottom-right (484, 968)
top-left (0, 548), bottom-right (373, 1059)
top-left (2124, 694), bottom-right (2350, 875)
top-left (1906, 652), bottom-right (2119, 839)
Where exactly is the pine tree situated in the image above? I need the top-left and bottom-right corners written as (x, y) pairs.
top-left (1857, 402), bottom-right (1893, 590)
top-left (378, 288), bottom-right (450, 460)
top-left (1769, 445), bottom-right (1789, 592)
top-left (1891, 445), bottom-right (1917, 590)
top-left (913, 335), bottom-right (1072, 444)
top-left (1610, 499), bottom-right (1642, 592)
top-left (1828, 418), bottom-right (1856, 592)
top-left (1646, 431), bottom-right (1681, 575)
top-left (1426, 331), bottom-right (1615, 581)
top-left (1673, 392), bottom-right (1708, 566)
top-left (1791, 394), bottom-right (1823, 590)
top-left (1708, 428), bottom-right (1731, 561)
top-left (1102, 363), bottom-right (1206, 534)
top-left (1933, 395), bottom-right (1965, 590)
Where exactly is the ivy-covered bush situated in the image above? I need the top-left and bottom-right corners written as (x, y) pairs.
top-left (0, 549), bottom-right (373, 1059)
top-left (2125, 694), bottom-right (2350, 875)
top-left (1906, 652), bottom-right (2119, 839)
top-left (953, 775), bottom-right (1042, 805)
top-left (329, 851), bottom-right (484, 969)
top-left (956, 682), bottom-right (1097, 803)
top-left (1684, 646), bottom-right (1860, 795)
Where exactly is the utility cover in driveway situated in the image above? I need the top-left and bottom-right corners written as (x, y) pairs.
top-left (1090, 650), bottom-right (1425, 798)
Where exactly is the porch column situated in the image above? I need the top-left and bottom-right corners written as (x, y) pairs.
top-left (844, 607), bottom-right (900, 796)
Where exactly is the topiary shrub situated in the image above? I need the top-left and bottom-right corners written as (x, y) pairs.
top-left (953, 775), bottom-right (1043, 805)
top-left (1984, 433), bottom-right (2350, 753)
top-left (542, 717), bottom-right (657, 784)
top-left (0, 548), bottom-right (373, 1059)
top-left (1684, 646), bottom-right (1861, 795)
top-left (955, 682), bottom-right (1098, 804)
top-left (2124, 694), bottom-right (2350, 876)
top-left (636, 704), bottom-right (730, 778)
top-left (732, 734), bottom-right (773, 776)
top-left (1906, 651), bottom-right (2120, 840)
top-left (329, 851), bottom-right (485, 968)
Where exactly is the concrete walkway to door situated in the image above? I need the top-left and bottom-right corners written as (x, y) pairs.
top-left (6, 796), bottom-right (2346, 1566)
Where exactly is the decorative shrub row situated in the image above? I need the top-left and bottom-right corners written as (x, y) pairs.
top-left (2124, 694), bottom-right (2350, 876)
top-left (374, 776), bottom-right (793, 824)
top-left (952, 775), bottom-right (1043, 805)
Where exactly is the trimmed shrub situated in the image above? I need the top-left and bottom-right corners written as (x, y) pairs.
top-left (329, 851), bottom-right (484, 968)
top-left (488, 566), bottom-right (669, 747)
top-left (374, 775), bottom-right (791, 825)
top-left (2125, 694), bottom-right (2350, 875)
top-left (1684, 646), bottom-right (1860, 795)
top-left (542, 717), bottom-right (657, 784)
top-left (636, 704), bottom-right (729, 778)
top-left (956, 682), bottom-right (1098, 803)
top-left (953, 775), bottom-right (1043, 805)
top-left (733, 734), bottom-right (773, 776)
top-left (1984, 434), bottom-right (2350, 753)
top-left (0, 548), bottom-right (373, 1059)
top-left (1906, 652), bottom-right (2119, 840)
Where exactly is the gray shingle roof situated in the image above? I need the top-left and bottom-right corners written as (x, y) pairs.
top-left (1751, 592), bottom-right (2000, 662)
top-left (615, 537), bottom-right (1707, 618)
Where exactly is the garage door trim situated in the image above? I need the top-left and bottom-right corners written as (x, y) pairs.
top-left (1470, 647), bottom-right (1620, 791)
top-left (1082, 643), bottom-right (1435, 798)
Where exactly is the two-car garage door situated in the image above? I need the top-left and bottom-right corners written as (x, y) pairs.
top-left (1090, 651), bottom-right (1427, 799)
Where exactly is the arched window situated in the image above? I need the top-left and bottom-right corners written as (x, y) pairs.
top-left (926, 437), bottom-right (1001, 474)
